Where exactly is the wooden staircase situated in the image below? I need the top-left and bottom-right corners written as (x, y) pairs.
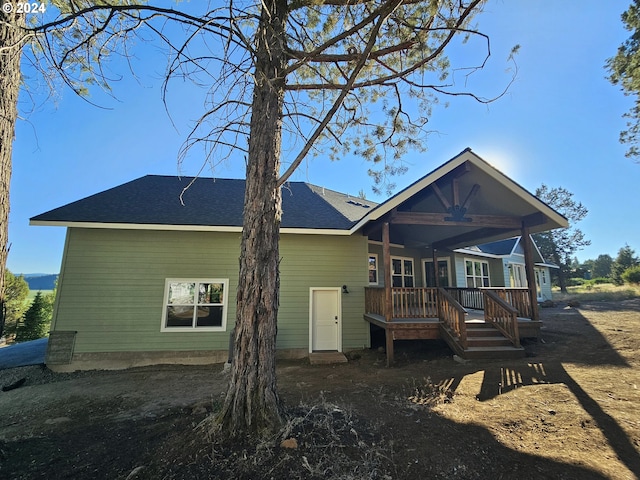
top-left (440, 320), bottom-right (526, 360)
top-left (465, 321), bottom-right (525, 359)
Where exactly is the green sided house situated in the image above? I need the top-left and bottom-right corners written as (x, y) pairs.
top-left (31, 149), bottom-right (567, 370)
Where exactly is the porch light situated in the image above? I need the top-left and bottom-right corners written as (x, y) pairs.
top-left (342, 285), bottom-right (349, 294)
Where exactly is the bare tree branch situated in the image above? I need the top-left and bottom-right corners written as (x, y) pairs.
top-left (278, 0), bottom-right (405, 185)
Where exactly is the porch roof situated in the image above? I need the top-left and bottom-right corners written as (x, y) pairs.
top-left (354, 149), bottom-right (568, 249)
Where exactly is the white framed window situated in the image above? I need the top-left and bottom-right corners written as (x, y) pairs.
top-left (368, 254), bottom-right (379, 285)
top-left (465, 259), bottom-right (490, 287)
top-left (391, 256), bottom-right (414, 287)
top-left (161, 278), bottom-right (228, 332)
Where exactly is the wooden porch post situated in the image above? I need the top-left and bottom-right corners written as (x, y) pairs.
top-left (432, 248), bottom-right (440, 288)
top-left (521, 225), bottom-right (540, 321)
top-left (433, 248), bottom-right (443, 320)
top-left (383, 222), bottom-right (394, 365)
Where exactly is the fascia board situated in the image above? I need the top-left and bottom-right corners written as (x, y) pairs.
top-left (469, 154), bottom-right (569, 229)
top-left (537, 262), bottom-right (559, 269)
top-left (350, 150), bottom-right (472, 233)
top-left (29, 220), bottom-right (351, 236)
top-left (510, 237), bottom-right (520, 256)
top-left (453, 248), bottom-right (504, 259)
top-left (514, 235), bottom-right (546, 263)
top-left (350, 149), bottom-right (569, 234)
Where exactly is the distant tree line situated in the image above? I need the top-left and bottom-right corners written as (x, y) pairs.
top-left (531, 185), bottom-right (640, 291)
top-left (566, 244), bottom-right (640, 287)
top-left (1, 271), bottom-right (55, 342)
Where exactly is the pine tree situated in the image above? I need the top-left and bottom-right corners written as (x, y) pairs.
top-left (532, 185), bottom-right (590, 293)
top-left (1, 271), bottom-right (29, 339)
top-left (5, 0), bottom-right (511, 438)
top-left (15, 291), bottom-right (50, 342)
top-left (592, 254), bottom-right (614, 279)
top-left (607, 0), bottom-right (640, 160)
top-left (611, 244), bottom-right (639, 285)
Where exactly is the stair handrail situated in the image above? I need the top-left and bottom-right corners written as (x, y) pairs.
top-left (483, 290), bottom-right (520, 347)
top-left (438, 287), bottom-right (467, 349)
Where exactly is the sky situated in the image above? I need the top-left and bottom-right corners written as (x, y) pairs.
top-left (7, 0), bottom-right (639, 274)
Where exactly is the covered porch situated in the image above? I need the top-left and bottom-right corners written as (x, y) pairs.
top-left (355, 150), bottom-right (567, 365)
top-left (364, 286), bottom-right (543, 365)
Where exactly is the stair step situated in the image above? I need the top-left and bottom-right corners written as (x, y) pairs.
top-left (463, 345), bottom-right (526, 360)
top-left (467, 328), bottom-right (501, 337)
top-left (465, 345), bottom-right (525, 351)
top-left (439, 323), bottom-right (525, 360)
top-left (467, 337), bottom-right (513, 347)
top-left (464, 321), bottom-right (495, 330)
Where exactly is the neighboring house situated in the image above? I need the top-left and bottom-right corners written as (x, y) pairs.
top-left (32, 149), bottom-right (568, 370)
top-left (453, 237), bottom-right (557, 301)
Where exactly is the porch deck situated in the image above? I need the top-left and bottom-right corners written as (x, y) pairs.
top-left (363, 312), bottom-right (541, 339)
top-left (364, 287), bottom-right (542, 364)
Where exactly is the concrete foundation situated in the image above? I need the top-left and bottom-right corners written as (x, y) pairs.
top-left (48, 348), bottom-right (309, 372)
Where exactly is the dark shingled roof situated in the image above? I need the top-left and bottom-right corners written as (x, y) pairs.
top-left (474, 238), bottom-right (518, 255)
top-left (30, 175), bottom-right (378, 230)
top-left (467, 237), bottom-right (551, 265)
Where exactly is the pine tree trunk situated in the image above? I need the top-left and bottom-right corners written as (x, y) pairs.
top-left (0, 10), bottom-right (24, 338)
top-left (552, 251), bottom-right (568, 294)
top-left (216, 0), bottom-right (287, 437)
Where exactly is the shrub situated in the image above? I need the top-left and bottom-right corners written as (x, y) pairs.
top-left (622, 266), bottom-right (640, 284)
top-left (583, 277), bottom-right (612, 288)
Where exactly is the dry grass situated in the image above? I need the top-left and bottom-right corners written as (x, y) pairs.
top-left (553, 283), bottom-right (640, 303)
top-left (406, 377), bottom-right (455, 407)
top-left (196, 400), bottom-right (392, 480)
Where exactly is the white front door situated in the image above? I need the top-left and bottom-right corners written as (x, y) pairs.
top-left (310, 288), bottom-right (341, 352)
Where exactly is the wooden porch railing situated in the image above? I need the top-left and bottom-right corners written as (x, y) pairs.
top-left (364, 287), bottom-right (386, 317)
top-left (444, 287), bottom-right (483, 310)
top-left (444, 287), bottom-right (532, 319)
top-left (484, 290), bottom-right (521, 347)
top-left (489, 288), bottom-right (532, 319)
top-left (392, 287), bottom-right (438, 318)
top-left (365, 287), bottom-right (440, 319)
top-left (438, 287), bottom-right (467, 349)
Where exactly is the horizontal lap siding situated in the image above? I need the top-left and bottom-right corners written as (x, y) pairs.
top-left (54, 228), bottom-right (370, 354)
top-left (55, 228), bottom-right (240, 353)
top-left (279, 235), bottom-right (369, 351)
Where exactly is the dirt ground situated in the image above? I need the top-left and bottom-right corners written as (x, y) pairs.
top-left (1, 300), bottom-right (639, 480)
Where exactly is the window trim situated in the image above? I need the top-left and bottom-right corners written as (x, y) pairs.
top-left (161, 278), bottom-right (229, 332)
top-left (390, 256), bottom-right (415, 287)
top-left (368, 254), bottom-right (379, 285)
top-left (464, 258), bottom-right (491, 288)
